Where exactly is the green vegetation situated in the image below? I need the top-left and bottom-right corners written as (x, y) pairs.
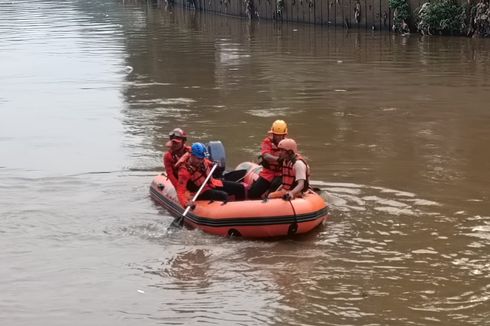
top-left (417, 0), bottom-right (466, 35)
top-left (468, 1), bottom-right (490, 37)
top-left (389, 0), bottom-right (411, 33)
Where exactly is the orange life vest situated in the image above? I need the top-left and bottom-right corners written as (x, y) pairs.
top-left (259, 137), bottom-right (282, 174)
top-left (169, 146), bottom-right (191, 174)
top-left (281, 154), bottom-right (310, 191)
top-left (183, 158), bottom-right (222, 192)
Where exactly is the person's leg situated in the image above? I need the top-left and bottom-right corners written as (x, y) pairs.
top-left (247, 177), bottom-right (271, 199)
top-left (222, 181), bottom-right (245, 201)
top-left (197, 189), bottom-right (229, 202)
top-left (268, 176), bottom-right (282, 193)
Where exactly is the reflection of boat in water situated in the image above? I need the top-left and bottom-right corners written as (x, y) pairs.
top-left (150, 160), bottom-right (329, 238)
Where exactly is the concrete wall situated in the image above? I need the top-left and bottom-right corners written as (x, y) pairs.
top-left (158, 0), bottom-right (425, 30)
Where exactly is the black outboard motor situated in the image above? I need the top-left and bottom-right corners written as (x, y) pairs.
top-left (207, 141), bottom-right (226, 178)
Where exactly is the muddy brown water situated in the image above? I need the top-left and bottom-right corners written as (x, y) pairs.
top-left (1, 1), bottom-right (489, 325)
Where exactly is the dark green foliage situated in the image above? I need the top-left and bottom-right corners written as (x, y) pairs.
top-left (389, 0), bottom-right (411, 32)
top-left (417, 0), bottom-right (466, 35)
top-left (469, 1), bottom-right (490, 37)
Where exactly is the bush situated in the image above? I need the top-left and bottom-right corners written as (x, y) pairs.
top-left (417, 0), bottom-right (466, 35)
top-left (389, 0), bottom-right (411, 33)
top-left (471, 1), bottom-right (490, 37)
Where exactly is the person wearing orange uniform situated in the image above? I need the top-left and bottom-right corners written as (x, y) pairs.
top-left (176, 143), bottom-right (245, 208)
top-left (247, 120), bottom-right (288, 199)
top-left (268, 138), bottom-right (310, 200)
top-left (163, 128), bottom-right (191, 188)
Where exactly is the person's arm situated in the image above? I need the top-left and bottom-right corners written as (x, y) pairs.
top-left (204, 158), bottom-right (223, 188)
top-left (287, 160), bottom-right (307, 197)
top-left (288, 180), bottom-right (305, 198)
top-left (176, 168), bottom-right (191, 207)
top-left (163, 152), bottom-right (178, 186)
top-left (263, 152), bottom-right (280, 162)
top-left (261, 139), bottom-right (280, 163)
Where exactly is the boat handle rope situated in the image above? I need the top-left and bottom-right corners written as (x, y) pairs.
top-left (286, 198), bottom-right (298, 235)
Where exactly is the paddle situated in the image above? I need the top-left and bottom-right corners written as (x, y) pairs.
top-left (169, 163), bottom-right (218, 228)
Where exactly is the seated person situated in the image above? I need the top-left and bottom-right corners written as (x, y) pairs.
top-left (163, 128), bottom-right (191, 188)
top-left (268, 138), bottom-right (310, 200)
top-left (176, 143), bottom-right (245, 208)
top-left (247, 119), bottom-right (288, 199)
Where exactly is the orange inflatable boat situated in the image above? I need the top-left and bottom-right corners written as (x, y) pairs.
top-left (150, 161), bottom-right (328, 238)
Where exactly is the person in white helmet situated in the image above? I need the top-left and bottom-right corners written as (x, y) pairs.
top-left (268, 138), bottom-right (310, 200)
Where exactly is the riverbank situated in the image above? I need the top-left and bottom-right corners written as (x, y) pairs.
top-left (149, 0), bottom-right (490, 36)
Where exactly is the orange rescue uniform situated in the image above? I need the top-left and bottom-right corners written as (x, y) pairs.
top-left (163, 145), bottom-right (191, 188)
top-left (176, 157), bottom-right (223, 207)
top-left (259, 136), bottom-right (283, 182)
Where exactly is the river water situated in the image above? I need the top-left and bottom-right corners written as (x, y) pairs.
top-left (1, 1), bottom-right (489, 325)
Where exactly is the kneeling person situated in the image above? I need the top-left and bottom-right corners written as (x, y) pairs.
top-left (176, 143), bottom-right (245, 208)
top-left (268, 138), bottom-right (310, 200)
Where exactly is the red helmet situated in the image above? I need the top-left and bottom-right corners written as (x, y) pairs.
top-left (168, 128), bottom-right (187, 141)
top-left (277, 138), bottom-right (297, 153)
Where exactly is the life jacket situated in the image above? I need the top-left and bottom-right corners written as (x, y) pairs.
top-left (170, 146), bottom-right (191, 174)
top-left (258, 137), bottom-right (282, 174)
top-left (182, 157), bottom-right (222, 192)
top-left (281, 154), bottom-right (310, 192)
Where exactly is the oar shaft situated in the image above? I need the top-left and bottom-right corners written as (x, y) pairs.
top-left (182, 163), bottom-right (218, 217)
top-left (169, 163), bottom-right (219, 229)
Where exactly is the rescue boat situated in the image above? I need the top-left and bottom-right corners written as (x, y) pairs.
top-left (149, 159), bottom-right (328, 238)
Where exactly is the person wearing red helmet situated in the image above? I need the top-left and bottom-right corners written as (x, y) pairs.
top-left (268, 138), bottom-right (310, 200)
top-left (163, 128), bottom-right (191, 188)
top-left (247, 120), bottom-right (288, 199)
top-left (176, 143), bottom-right (246, 208)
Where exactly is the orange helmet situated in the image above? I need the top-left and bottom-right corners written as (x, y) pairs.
top-left (278, 138), bottom-right (297, 153)
top-left (270, 120), bottom-right (288, 135)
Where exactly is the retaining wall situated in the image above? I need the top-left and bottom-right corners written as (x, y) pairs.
top-left (155, 0), bottom-right (427, 30)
